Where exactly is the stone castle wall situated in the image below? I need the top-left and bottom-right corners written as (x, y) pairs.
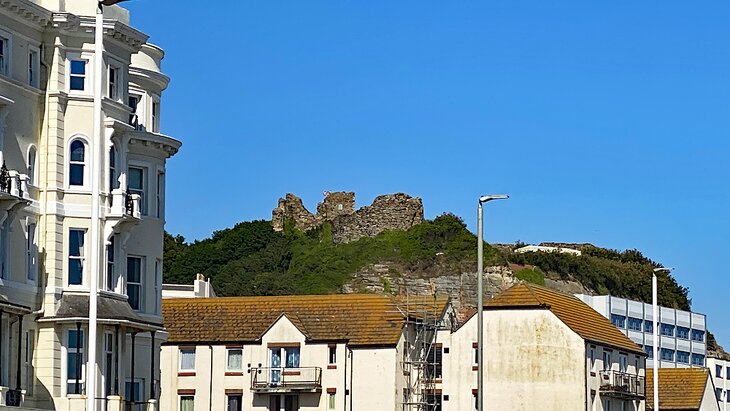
top-left (271, 192), bottom-right (424, 243)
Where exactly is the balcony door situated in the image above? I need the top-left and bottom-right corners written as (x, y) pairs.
top-left (269, 346), bottom-right (300, 386)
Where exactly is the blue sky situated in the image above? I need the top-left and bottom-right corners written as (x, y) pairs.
top-left (126, 1), bottom-right (730, 344)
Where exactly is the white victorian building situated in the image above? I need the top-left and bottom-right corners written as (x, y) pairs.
top-left (0, 1), bottom-right (179, 410)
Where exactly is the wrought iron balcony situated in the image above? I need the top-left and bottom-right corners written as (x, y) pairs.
top-left (599, 370), bottom-right (645, 399)
top-left (250, 367), bottom-right (322, 393)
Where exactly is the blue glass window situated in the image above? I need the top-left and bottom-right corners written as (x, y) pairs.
top-left (676, 326), bottom-right (689, 339)
top-left (69, 140), bottom-right (85, 186)
top-left (644, 345), bottom-right (653, 359)
top-left (691, 354), bottom-right (705, 366)
top-left (676, 351), bottom-right (690, 364)
top-left (70, 60), bottom-right (86, 91)
top-left (627, 317), bottom-right (642, 331)
top-left (68, 229), bottom-right (85, 285)
top-left (691, 329), bottom-right (705, 342)
top-left (611, 314), bottom-right (626, 328)
top-left (717, 365), bottom-right (723, 378)
top-left (660, 348), bottom-right (674, 361)
top-left (660, 323), bottom-right (675, 337)
top-left (644, 321), bottom-right (653, 333)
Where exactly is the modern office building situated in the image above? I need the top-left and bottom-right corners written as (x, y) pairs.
top-left (576, 294), bottom-right (707, 369)
top-left (0, 0), bottom-right (179, 409)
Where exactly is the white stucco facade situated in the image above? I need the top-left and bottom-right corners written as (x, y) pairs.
top-left (708, 356), bottom-right (730, 411)
top-left (0, 0), bottom-right (178, 409)
top-left (437, 309), bottom-right (646, 411)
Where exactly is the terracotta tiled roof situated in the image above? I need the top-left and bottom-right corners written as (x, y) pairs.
top-left (162, 294), bottom-right (448, 347)
top-left (646, 368), bottom-right (715, 410)
top-left (485, 283), bottom-right (644, 354)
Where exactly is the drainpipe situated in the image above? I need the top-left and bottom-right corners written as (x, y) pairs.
top-left (208, 344), bottom-right (213, 411)
top-left (15, 315), bottom-right (22, 390)
top-left (150, 331), bottom-right (156, 400)
top-left (349, 348), bottom-right (354, 411)
top-left (343, 344), bottom-right (348, 411)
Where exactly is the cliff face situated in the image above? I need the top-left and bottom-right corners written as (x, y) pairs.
top-left (272, 192), bottom-right (424, 243)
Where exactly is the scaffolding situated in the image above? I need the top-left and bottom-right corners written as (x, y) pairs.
top-left (396, 287), bottom-right (448, 411)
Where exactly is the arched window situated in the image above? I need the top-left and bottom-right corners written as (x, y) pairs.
top-left (69, 139), bottom-right (85, 186)
top-left (109, 146), bottom-right (116, 190)
top-left (27, 145), bottom-right (37, 185)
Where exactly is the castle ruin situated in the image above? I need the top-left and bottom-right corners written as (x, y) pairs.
top-left (272, 192), bottom-right (424, 243)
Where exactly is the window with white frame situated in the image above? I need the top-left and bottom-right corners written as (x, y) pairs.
top-left (179, 348), bottom-right (195, 371)
top-left (106, 236), bottom-right (116, 291)
top-left (68, 229), bottom-right (85, 285)
top-left (590, 347), bottom-right (596, 371)
top-left (28, 48), bottom-right (39, 87)
top-left (227, 394), bottom-right (242, 411)
top-left (108, 146), bottom-right (117, 191)
top-left (27, 145), bottom-right (37, 186)
top-left (128, 166), bottom-right (146, 215)
top-left (104, 332), bottom-right (114, 396)
top-left (151, 101), bottom-right (160, 132)
top-left (67, 328), bottom-right (84, 395)
top-left (126, 256), bottom-right (143, 310)
top-left (25, 330), bottom-right (34, 395)
top-left (26, 221), bottom-right (37, 282)
top-left (328, 393), bottom-right (335, 410)
top-left (0, 32), bottom-right (10, 75)
top-left (619, 353), bottom-right (627, 373)
top-left (125, 378), bottom-right (143, 403)
top-left (156, 171), bottom-right (164, 218)
top-left (328, 345), bottom-right (336, 365)
top-left (69, 59), bottom-right (87, 91)
top-left (154, 260), bottom-right (161, 315)
top-left (128, 94), bottom-right (141, 129)
top-left (226, 348), bottom-right (242, 371)
top-left (603, 351), bottom-right (612, 371)
top-left (108, 63), bottom-right (120, 100)
top-left (69, 139), bottom-right (86, 186)
top-left (179, 395), bottom-right (194, 411)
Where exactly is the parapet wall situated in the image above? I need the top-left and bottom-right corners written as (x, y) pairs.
top-left (272, 192), bottom-right (424, 243)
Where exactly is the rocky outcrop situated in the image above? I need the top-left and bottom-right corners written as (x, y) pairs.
top-left (272, 192), bottom-right (424, 244)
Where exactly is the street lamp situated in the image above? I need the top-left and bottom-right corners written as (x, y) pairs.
top-left (652, 267), bottom-right (672, 411)
top-left (477, 194), bottom-right (508, 411)
top-left (87, 2), bottom-right (128, 411)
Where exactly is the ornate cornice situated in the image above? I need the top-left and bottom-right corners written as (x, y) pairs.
top-left (0, 0), bottom-right (51, 28)
top-left (79, 16), bottom-right (148, 52)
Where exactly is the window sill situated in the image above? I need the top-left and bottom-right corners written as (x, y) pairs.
top-left (177, 372), bottom-right (195, 377)
top-left (225, 371), bottom-right (243, 376)
top-left (472, 366), bottom-right (478, 371)
top-left (327, 365), bottom-right (336, 370)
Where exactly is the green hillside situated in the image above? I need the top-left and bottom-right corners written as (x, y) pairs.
top-left (164, 214), bottom-right (690, 310)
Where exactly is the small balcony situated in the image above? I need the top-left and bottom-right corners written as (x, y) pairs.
top-left (0, 164), bottom-right (29, 201)
top-left (599, 370), bottom-right (645, 399)
top-left (250, 367), bottom-right (322, 393)
top-left (109, 188), bottom-right (141, 220)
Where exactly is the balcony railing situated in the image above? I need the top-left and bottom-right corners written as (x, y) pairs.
top-left (250, 367), bottom-right (322, 393)
top-left (110, 188), bottom-right (141, 219)
top-left (0, 163), bottom-right (28, 200)
top-left (599, 370), bottom-right (645, 399)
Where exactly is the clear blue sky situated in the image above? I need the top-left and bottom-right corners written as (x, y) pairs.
top-left (126, 1), bottom-right (730, 344)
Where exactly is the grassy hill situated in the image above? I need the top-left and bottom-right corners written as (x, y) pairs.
top-left (164, 213), bottom-right (690, 310)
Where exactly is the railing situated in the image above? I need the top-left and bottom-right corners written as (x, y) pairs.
top-left (599, 370), bottom-right (645, 399)
top-left (0, 163), bottom-right (28, 199)
top-left (110, 188), bottom-right (141, 219)
top-left (250, 367), bottom-right (322, 392)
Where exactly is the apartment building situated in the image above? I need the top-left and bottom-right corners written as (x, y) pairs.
top-left (707, 355), bottom-right (730, 411)
top-left (646, 368), bottom-right (720, 411)
top-left (436, 283), bottom-right (647, 411)
top-left (160, 294), bottom-right (452, 411)
top-left (576, 294), bottom-right (707, 368)
top-left (0, 0), bottom-right (178, 409)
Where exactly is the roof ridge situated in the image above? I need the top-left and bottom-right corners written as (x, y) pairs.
top-left (522, 283), bottom-right (550, 307)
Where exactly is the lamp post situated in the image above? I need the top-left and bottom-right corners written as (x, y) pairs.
top-left (652, 267), bottom-right (672, 411)
top-left (477, 194), bottom-right (508, 411)
top-left (87, 2), bottom-right (128, 411)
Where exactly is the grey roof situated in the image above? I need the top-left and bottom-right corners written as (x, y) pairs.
top-left (41, 294), bottom-right (162, 330)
